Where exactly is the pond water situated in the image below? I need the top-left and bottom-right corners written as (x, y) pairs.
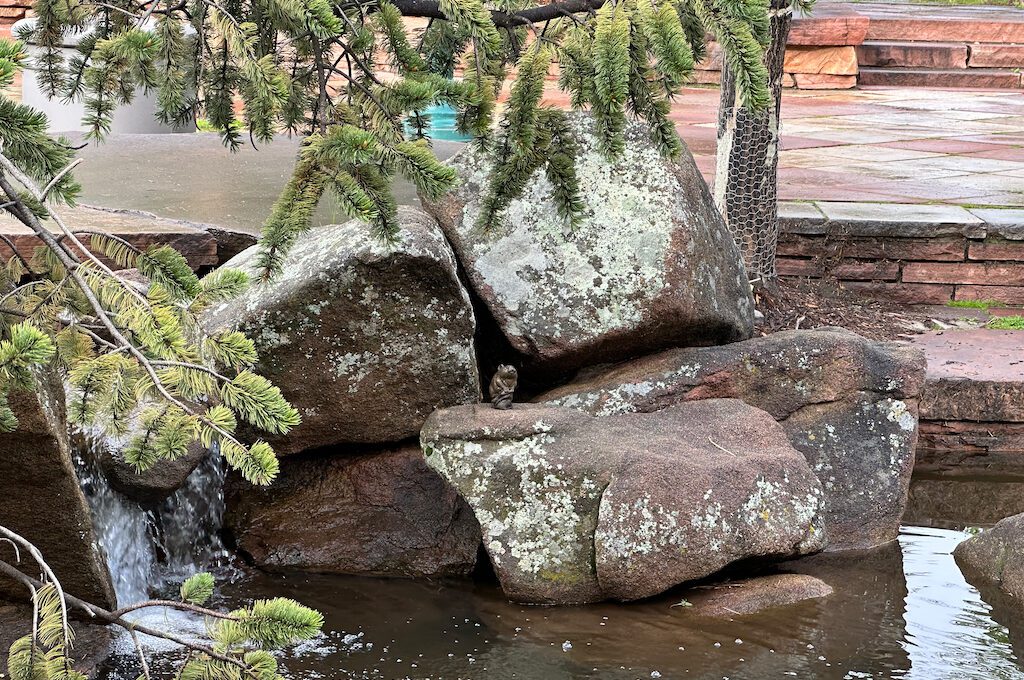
top-left (95, 474), bottom-right (1024, 680)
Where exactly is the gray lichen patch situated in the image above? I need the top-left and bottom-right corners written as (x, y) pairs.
top-left (203, 207), bottom-right (481, 454)
top-left (423, 113), bottom-right (754, 370)
top-left (421, 400), bottom-right (826, 604)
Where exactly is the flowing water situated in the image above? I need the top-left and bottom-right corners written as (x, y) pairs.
top-left (80, 459), bottom-right (1024, 680)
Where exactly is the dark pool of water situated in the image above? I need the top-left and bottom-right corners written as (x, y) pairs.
top-left (101, 473), bottom-right (1024, 680)
top-left (201, 525), bottom-right (1015, 680)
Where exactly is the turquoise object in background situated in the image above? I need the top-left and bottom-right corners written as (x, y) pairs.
top-left (407, 105), bottom-right (473, 142)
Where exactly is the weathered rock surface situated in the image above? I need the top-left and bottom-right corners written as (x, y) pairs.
top-left (421, 401), bottom-right (825, 604)
top-left (0, 369), bottom-right (115, 608)
top-left (687, 573), bottom-right (834, 618)
top-left (422, 113), bottom-right (754, 372)
top-left (79, 432), bottom-right (206, 505)
top-left (226, 445), bottom-right (481, 577)
top-left (539, 327), bottom-right (926, 551)
top-left (204, 207), bottom-right (481, 455)
top-left (955, 513), bottom-right (1024, 606)
top-left (0, 605), bottom-right (111, 675)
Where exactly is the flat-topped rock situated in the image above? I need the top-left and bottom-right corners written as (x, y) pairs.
top-left (687, 573), bottom-right (834, 618)
top-left (789, 5), bottom-right (869, 46)
top-left (0, 204), bottom-right (218, 270)
top-left (915, 330), bottom-right (1024, 423)
top-left (422, 401), bottom-right (825, 604)
top-left (914, 330), bottom-right (1024, 465)
top-left (539, 328), bottom-right (927, 551)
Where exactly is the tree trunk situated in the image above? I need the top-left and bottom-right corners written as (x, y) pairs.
top-left (714, 0), bottom-right (793, 283)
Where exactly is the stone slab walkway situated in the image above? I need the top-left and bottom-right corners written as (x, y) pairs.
top-left (63, 85), bottom-right (1024, 237)
top-left (671, 86), bottom-right (1024, 207)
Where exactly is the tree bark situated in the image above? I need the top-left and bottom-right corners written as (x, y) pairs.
top-left (714, 0), bottom-right (792, 283)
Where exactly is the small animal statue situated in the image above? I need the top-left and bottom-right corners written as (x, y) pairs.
top-left (489, 365), bottom-right (518, 410)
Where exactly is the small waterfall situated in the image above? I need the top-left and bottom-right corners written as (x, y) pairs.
top-left (75, 438), bottom-right (230, 606)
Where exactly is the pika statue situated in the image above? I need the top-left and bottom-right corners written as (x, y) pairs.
top-left (489, 365), bottom-right (518, 410)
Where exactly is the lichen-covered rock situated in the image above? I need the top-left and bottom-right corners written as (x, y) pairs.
top-left (422, 113), bottom-right (754, 372)
top-left (421, 400), bottom-right (825, 604)
top-left (203, 207), bottom-right (481, 454)
top-left (955, 514), bottom-right (1024, 606)
top-left (225, 445), bottom-right (481, 577)
top-left (0, 369), bottom-right (115, 608)
top-left (539, 327), bottom-right (926, 551)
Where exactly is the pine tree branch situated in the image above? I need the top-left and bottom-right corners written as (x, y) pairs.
top-left (0, 169), bottom-right (247, 456)
top-left (0, 559), bottom-right (257, 677)
top-left (387, 0), bottom-right (606, 27)
top-left (111, 599), bottom-right (238, 620)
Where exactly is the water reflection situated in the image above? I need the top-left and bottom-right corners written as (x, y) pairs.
top-left (97, 473), bottom-right (1024, 679)
top-left (899, 526), bottom-right (1019, 679)
top-left (132, 527), bottom-right (1006, 679)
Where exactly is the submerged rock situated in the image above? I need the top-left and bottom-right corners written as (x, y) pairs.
top-left (955, 514), bottom-right (1024, 606)
top-left (204, 207), bottom-right (481, 455)
top-left (0, 369), bottom-right (115, 608)
top-left (225, 445), bottom-right (481, 577)
top-left (539, 327), bottom-right (926, 551)
top-left (422, 113), bottom-right (754, 373)
top-left (421, 400), bottom-right (825, 604)
top-left (686, 573), bottom-right (834, 618)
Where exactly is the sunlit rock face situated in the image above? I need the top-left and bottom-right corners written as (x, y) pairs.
top-left (225, 444), bottom-right (481, 578)
top-left (203, 207), bottom-right (482, 455)
top-left (538, 327), bottom-right (927, 551)
top-left (422, 113), bottom-right (754, 373)
top-left (421, 400), bottom-right (825, 605)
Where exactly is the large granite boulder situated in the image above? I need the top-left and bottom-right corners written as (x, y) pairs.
top-left (421, 400), bottom-right (825, 604)
top-left (422, 113), bottom-right (754, 373)
top-left (204, 207), bottom-right (481, 455)
top-left (955, 514), bottom-right (1024, 607)
top-left (539, 327), bottom-right (926, 551)
top-left (0, 369), bottom-right (115, 608)
top-left (225, 445), bottom-right (481, 577)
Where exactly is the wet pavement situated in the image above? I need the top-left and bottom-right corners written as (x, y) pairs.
top-left (62, 85), bottom-right (1024, 236)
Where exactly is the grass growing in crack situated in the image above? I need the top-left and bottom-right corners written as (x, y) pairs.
top-left (988, 316), bottom-right (1024, 330)
top-left (947, 300), bottom-right (1001, 311)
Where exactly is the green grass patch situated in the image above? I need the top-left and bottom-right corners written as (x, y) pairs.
top-left (947, 299), bottom-right (1000, 310)
top-left (988, 316), bottom-right (1024, 330)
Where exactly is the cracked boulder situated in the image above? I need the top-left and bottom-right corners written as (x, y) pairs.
top-left (203, 207), bottom-right (482, 455)
top-left (421, 113), bottom-right (754, 373)
top-left (225, 445), bottom-right (481, 577)
top-left (421, 400), bottom-right (825, 604)
top-left (538, 327), bottom-right (927, 551)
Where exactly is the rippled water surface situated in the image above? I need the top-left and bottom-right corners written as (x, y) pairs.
top-left (95, 475), bottom-right (1024, 680)
top-left (202, 526), bottom-right (1021, 680)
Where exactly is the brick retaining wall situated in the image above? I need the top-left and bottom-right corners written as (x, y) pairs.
top-left (778, 202), bottom-right (1024, 305)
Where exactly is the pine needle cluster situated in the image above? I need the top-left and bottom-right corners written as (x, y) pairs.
top-left (6, 569), bottom-right (322, 680)
top-left (0, 44), bottom-right (300, 488)
top-left (22, 0), bottom-right (772, 275)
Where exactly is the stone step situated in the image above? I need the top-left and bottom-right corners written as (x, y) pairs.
top-left (857, 41), bottom-right (969, 70)
top-left (914, 330), bottom-right (1024, 469)
top-left (970, 44), bottom-right (1024, 69)
top-left (865, 17), bottom-right (1024, 45)
top-left (859, 67), bottom-right (1023, 89)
